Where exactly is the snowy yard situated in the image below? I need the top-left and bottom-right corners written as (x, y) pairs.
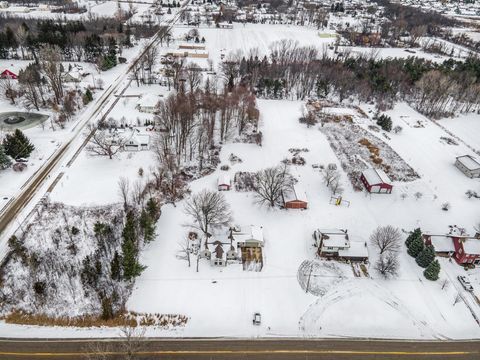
top-left (124, 100), bottom-right (480, 339)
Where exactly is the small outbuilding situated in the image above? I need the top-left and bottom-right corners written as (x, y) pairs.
top-left (217, 174), bottom-right (231, 191)
top-left (136, 94), bottom-right (160, 113)
top-left (282, 185), bottom-right (308, 209)
top-left (455, 155), bottom-right (480, 178)
top-left (360, 168), bottom-right (393, 194)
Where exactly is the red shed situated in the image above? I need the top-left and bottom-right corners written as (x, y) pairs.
top-left (217, 174), bottom-right (231, 191)
top-left (282, 185), bottom-right (308, 209)
top-left (360, 168), bottom-right (393, 194)
top-left (1, 69), bottom-right (18, 80)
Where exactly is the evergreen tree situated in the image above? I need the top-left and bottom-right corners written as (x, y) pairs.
top-left (146, 197), bottom-right (159, 219)
top-left (121, 211), bottom-right (144, 281)
top-left (376, 114), bottom-right (392, 132)
top-left (416, 245), bottom-right (436, 268)
top-left (407, 235), bottom-right (424, 258)
top-left (139, 209), bottom-right (155, 244)
top-left (0, 144), bottom-right (12, 169)
top-left (424, 259), bottom-right (440, 281)
top-left (405, 228), bottom-right (422, 248)
top-left (110, 251), bottom-right (121, 280)
top-left (2, 129), bottom-right (35, 159)
top-left (83, 88), bottom-right (93, 104)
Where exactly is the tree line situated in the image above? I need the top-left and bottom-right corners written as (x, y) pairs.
top-left (223, 39), bottom-right (480, 117)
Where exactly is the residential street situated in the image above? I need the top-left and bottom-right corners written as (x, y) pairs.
top-left (0, 338), bottom-right (479, 359)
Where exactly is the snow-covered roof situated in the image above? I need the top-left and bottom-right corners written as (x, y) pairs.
top-left (218, 174), bottom-right (231, 186)
top-left (362, 168), bottom-right (391, 185)
top-left (235, 225), bottom-right (263, 243)
top-left (463, 239), bottom-right (480, 255)
top-left (338, 241), bottom-right (368, 258)
top-left (283, 185), bottom-right (307, 203)
top-left (318, 229), bottom-right (349, 248)
top-left (137, 94), bottom-right (160, 108)
top-left (429, 236), bottom-right (455, 252)
top-left (456, 155), bottom-right (480, 171)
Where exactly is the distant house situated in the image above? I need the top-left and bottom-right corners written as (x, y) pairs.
top-left (123, 133), bottom-right (150, 151)
top-left (63, 71), bottom-right (82, 83)
top-left (136, 94), bottom-right (160, 113)
top-left (217, 174), bottom-right (231, 191)
top-left (360, 168), bottom-right (393, 194)
top-left (314, 229), bottom-right (368, 262)
top-left (1, 69), bottom-right (18, 80)
top-left (235, 225), bottom-right (264, 271)
top-left (282, 185), bottom-right (308, 209)
top-left (455, 155), bottom-right (480, 178)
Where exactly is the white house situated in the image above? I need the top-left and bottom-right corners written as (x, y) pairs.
top-left (123, 131), bottom-right (150, 151)
top-left (136, 94), bottom-right (160, 113)
top-left (314, 229), bottom-right (368, 262)
top-left (235, 225), bottom-right (264, 248)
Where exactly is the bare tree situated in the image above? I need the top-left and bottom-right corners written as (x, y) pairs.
top-left (119, 324), bottom-right (146, 360)
top-left (254, 165), bottom-right (293, 207)
top-left (0, 75), bottom-right (20, 105)
top-left (329, 178), bottom-right (344, 195)
top-left (177, 235), bottom-right (191, 267)
top-left (118, 177), bottom-right (130, 210)
top-left (375, 253), bottom-right (399, 279)
top-left (84, 341), bottom-right (112, 360)
top-left (322, 167), bottom-right (340, 187)
top-left (86, 124), bottom-right (127, 159)
top-left (184, 190), bottom-right (232, 240)
top-left (370, 225), bottom-right (401, 255)
top-left (185, 63), bottom-right (203, 93)
top-left (39, 45), bottom-right (64, 104)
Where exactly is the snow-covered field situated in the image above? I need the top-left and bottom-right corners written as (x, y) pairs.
top-left (130, 100), bottom-right (480, 339)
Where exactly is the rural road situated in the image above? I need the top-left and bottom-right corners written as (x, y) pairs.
top-left (0, 0), bottom-right (190, 246)
top-left (0, 338), bottom-right (479, 359)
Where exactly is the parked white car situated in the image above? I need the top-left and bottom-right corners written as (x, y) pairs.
top-left (458, 275), bottom-right (474, 292)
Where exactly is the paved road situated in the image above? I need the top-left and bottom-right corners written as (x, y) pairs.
top-left (0, 0), bottom-right (190, 245)
top-left (0, 339), bottom-right (479, 359)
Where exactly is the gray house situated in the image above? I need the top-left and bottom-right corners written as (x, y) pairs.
top-left (455, 155), bottom-right (480, 178)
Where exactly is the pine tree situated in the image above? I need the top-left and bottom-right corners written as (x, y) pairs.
top-left (111, 251), bottom-right (121, 280)
top-left (376, 114), bottom-right (392, 132)
top-left (3, 129), bottom-right (35, 159)
top-left (83, 88), bottom-right (93, 104)
top-left (121, 211), bottom-right (145, 281)
top-left (0, 144), bottom-right (12, 169)
top-left (416, 245), bottom-right (436, 268)
top-left (405, 228), bottom-right (422, 248)
top-left (139, 209), bottom-right (155, 244)
top-left (146, 197), bottom-right (159, 219)
top-left (424, 259), bottom-right (440, 281)
top-left (407, 235), bottom-right (424, 258)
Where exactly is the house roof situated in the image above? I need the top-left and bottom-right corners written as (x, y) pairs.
top-left (456, 155), bottom-right (480, 171)
top-left (338, 241), bottom-right (368, 258)
top-left (283, 184), bottom-right (307, 203)
top-left (429, 235), bottom-right (456, 252)
top-left (318, 229), bottom-right (349, 248)
top-left (234, 225), bottom-right (264, 243)
top-left (137, 93), bottom-right (160, 108)
top-left (218, 174), bottom-right (231, 186)
top-left (362, 168), bottom-right (391, 185)
top-left (463, 239), bottom-right (480, 255)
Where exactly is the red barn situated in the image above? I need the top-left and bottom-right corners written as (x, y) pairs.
top-left (282, 185), bottom-right (308, 209)
top-left (360, 168), bottom-right (393, 194)
top-left (1, 69), bottom-right (18, 80)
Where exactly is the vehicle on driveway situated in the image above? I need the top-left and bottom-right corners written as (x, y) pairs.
top-left (458, 275), bottom-right (474, 292)
top-left (253, 312), bottom-right (261, 325)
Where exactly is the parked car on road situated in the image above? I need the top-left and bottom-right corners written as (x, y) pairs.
top-left (252, 312), bottom-right (261, 325)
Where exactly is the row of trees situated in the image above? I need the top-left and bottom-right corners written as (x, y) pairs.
top-left (0, 15), bottom-right (159, 64)
top-left (222, 39), bottom-right (480, 117)
top-left (405, 228), bottom-right (440, 281)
